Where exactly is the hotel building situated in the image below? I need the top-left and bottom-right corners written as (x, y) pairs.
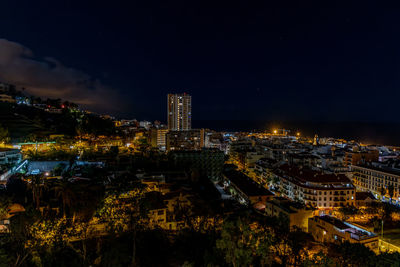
top-left (274, 165), bottom-right (355, 209)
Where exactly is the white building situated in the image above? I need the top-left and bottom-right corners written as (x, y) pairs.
top-left (352, 163), bottom-right (400, 202)
top-left (274, 165), bottom-right (355, 209)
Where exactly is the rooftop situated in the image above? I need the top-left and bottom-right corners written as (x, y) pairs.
top-left (353, 164), bottom-right (400, 177)
top-left (290, 153), bottom-right (321, 160)
top-left (315, 215), bottom-right (377, 241)
top-left (317, 215), bottom-right (348, 230)
top-left (268, 197), bottom-right (310, 214)
top-left (223, 170), bottom-right (273, 197)
top-left (278, 164), bottom-right (352, 184)
top-left (355, 191), bottom-right (376, 201)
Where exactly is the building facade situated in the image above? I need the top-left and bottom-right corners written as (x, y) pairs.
top-left (0, 94), bottom-right (15, 103)
top-left (264, 197), bottom-right (314, 231)
top-left (167, 93), bottom-right (191, 131)
top-left (308, 215), bottom-right (378, 251)
top-left (150, 128), bottom-right (169, 151)
top-left (274, 165), bottom-right (356, 209)
top-left (352, 164), bottom-right (400, 201)
top-left (170, 149), bottom-right (225, 181)
top-left (166, 129), bottom-right (205, 151)
top-left (223, 170), bottom-right (274, 205)
top-left (344, 150), bottom-right (379, 167)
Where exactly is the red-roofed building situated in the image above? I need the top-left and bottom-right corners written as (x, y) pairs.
top-left (274, 165), bottom-right (355, 209)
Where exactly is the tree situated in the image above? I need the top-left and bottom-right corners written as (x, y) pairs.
top-left (71, 221), bottom-right (92, 265)
top-left (374, 251), bottom-right (400, 266)
top-left (0, 246), bottom-right (11, 267)
top-left (388, 184), bottom-right (395, 203)
top-left (379, 186), bottom-right (386, 199)
top-left (8, 207), bottom-right (41, 267)
top-left (329, 241), bottom-right (375, 267)
top-left (28, 175), bottom-right (46, 210)
top-left (337, 206), bottom-right (359, 221)
top-left (53, 178), bottom-right (75, 218)
top-left (0, 195), bottom-right (11, 220)
top-left (0, 124), bottom-right (10, 144)
top-left (286, 226), bottom-right (313, 266)
top-left (96, 184), bottom-right (148, 266)
top-left (304, 250), bottom-right (334, 267)
top-left (216, 218), bottom-right (255, 267)
top-left (255, 224), bottom-right (274, 267)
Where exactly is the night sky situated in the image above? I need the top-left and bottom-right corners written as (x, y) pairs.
top-left (0, 1), bottom-right (400, 123)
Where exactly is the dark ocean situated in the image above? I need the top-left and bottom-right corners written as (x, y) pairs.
top-left (193, 120), bottom-right (400, 146)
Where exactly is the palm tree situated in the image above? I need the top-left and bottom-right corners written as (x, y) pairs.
top-left (0, 124), bottom-right (10, 145)
top-left (53, 178), bottom-right (75, 218)
top-left (0, 195), bottom-right (11, 219)
top-left (388, 184), bottom-right (395, 203)
top-left (379, 186), bottom-right (386, 199)
top-left (29, 175), bottom-right (44, 210)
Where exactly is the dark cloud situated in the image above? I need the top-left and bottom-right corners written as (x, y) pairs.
top-left (0, 38), bottom-right (124, 113)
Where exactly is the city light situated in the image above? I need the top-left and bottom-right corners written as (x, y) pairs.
top-left (0, 4), bottom-right (399, 264)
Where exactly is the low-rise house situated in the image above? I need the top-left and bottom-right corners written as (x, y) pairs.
top-left (264, 197), bottom-right (315, 231)
top-left (146, 192), bottom-right (168, 228)
top-left (308, 215), bottom-right (378, 251)
top-left (163, 190), bottom-right (193, 230)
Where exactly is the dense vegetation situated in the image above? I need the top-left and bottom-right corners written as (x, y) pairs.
top-left (1, 151), bottom-right (400, 267)
top-left (0, 102), bottom-right (115, 142)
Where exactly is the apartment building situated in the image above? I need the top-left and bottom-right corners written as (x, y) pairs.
top-left (167, 93), bottom-right (191, 131)
top-left (274, 165), bottom-right (355, 209)
top-left (352, 163), bottom-right (400, 201)
top-left (344, 150), bottom-right (379, 167)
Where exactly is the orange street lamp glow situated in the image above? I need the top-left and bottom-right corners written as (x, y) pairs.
top-left (273, 130), bottom-right (277, 134)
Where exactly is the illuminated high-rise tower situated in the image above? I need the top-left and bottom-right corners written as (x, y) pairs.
top-left (167, 93), bottom-right (191, 131)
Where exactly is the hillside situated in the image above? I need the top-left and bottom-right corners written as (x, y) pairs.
top-left (0, 102), bottom-right (116, 142)
top-left (0, 102), bottom-right (52, 142)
